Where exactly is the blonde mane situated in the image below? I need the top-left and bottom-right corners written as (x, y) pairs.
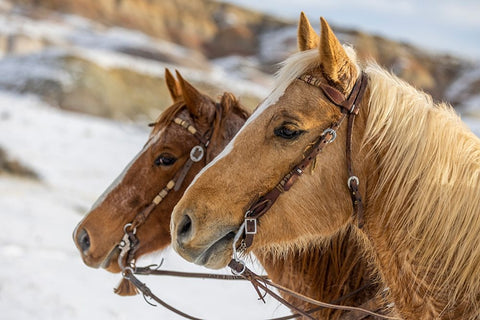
top-left (265, 46), bottom-right (480, 315)
top-left (363, 63), bottom-right (480, 313)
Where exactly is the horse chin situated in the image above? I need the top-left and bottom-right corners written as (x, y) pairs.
top-left (100, 246), bottom-right (121, 273)
top-left (193, 232), bottom-right (236, 269)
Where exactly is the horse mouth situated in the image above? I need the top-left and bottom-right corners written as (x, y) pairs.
top-left (100, 245), bottom-right (121, 270)
top-left (194, 231), bottom-right (236, 268)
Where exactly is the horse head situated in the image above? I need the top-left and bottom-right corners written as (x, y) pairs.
top-left (171, 16), bottom-right (370, 269)
top-left (73, 69), bottom-right (248, 276)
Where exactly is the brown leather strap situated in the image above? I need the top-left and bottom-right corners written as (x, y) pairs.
top-left (134, 264), bottom-right (382, 320)
top-left (122, 268), bottom-right (203, 320)
top-left (229, 260), bottom-right (317, 320)
top-left (174, 159), bottom-right (194, 191)
top-left (242, 72), bottom-right (368, 250)
top-left (127, 116), bottom-right (211, 233)
top-left (134, 266), bottom-right (267, 281)
top-left (298, 73), bottom-right (365, 114)
top-left (243, 117), bottom-right (345, 247)
top-left (118, 112), bottom-right (214, 291)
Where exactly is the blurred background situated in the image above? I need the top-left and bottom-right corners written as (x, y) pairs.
top-left (0, 0), bottom-right (478, 319)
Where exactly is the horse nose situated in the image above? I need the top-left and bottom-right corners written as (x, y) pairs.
top-left (75, 228), bottom-right (91, 254)
top-left (176, 214), bottom-right (193, 245)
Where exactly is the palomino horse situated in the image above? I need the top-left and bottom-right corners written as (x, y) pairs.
top-left (171, 14), bottom-right (480, 320)
top-left (73, 67), bottom-right (380, 317)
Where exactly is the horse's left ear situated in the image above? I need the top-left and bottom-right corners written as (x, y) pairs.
top-left (298, 12), bottom-right (319, 51)
top-left (319, 17), bottom-right (357, 93)
top-left (165, 68), bottom-right (182, 103)
top-left (175, 70), bottom-right (215, 122)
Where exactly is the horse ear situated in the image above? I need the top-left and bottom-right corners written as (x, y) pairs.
top-left (165, 68), bottom-right (182, 103)
top-left (298, 12), bottom-right (319, 51)
top-left (319, 17), bottom-right (357, 92)
top-left (175, 70), bottom-right (215, 122)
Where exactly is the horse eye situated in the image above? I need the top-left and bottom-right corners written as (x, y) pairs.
top-left (154, 154), bottom-right (177, 166)
top-left (274, 125), bottom-right (304, 140)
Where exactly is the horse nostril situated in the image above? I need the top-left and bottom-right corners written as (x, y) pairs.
top-left (177, 214), bottom-right (192, 244)
top-left (76, 228), bottom-right (91, 254)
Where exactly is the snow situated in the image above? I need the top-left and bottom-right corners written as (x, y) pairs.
top-left (0, 91), bottom-right (290, 319)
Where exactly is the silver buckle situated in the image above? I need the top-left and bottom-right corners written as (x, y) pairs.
top-left (245, 218), bottom-right (257, 235)
top-left (347, 176), bottom-right (359, 189)
top-left (190, 145), bottom-right (204, 162)
top-left (322, 128), bottom-right (337, 143)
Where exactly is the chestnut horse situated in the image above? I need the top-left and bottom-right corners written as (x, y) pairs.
top-left (171, 14), bottom-right (480, 320)
top-left (73, 69), bottom-right (248, 293)
top-left (73, 67), bottom-right (380, 318)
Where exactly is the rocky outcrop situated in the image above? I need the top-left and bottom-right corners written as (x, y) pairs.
top-left (15, 0), bottom-right (289, 58)
top-left (0, 147), bottom-right (38, 179)
top-left (4, 0), bottom-right (479, 121)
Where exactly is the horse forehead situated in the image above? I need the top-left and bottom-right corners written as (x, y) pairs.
top-left (189, 50), bottom-right (321, 186)
top-left (90, 128), bottom-right (167, 211)
top-left (187, 86), bottom-right (291, 191)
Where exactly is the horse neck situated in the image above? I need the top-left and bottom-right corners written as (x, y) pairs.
top-left (360, 65), bottom-right (480, 318)
top-left (254, 227), bottom-right (380, 320)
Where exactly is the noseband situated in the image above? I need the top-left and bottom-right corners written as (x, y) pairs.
top-left (231, 71), bottom-right (369, 264)
top-left (118, 113), bottom-right (213, 271)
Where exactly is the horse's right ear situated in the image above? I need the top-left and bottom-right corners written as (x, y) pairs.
top-left (318, 17), bottom-right (357, 93)
top-left (298, 12), bottom-right (319, 51)
top-left (165, 68), bottom-right (182, 103)
top-left (175, 70), bottom-right (215, 123)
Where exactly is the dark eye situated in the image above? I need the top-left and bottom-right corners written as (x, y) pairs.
top-left (154, 154), bottom-right (177, 166)
top-left (274, 125), bottom-right (304, 140)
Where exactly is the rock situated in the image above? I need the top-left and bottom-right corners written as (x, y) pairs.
top-left (0, 147), bottom-right (39, 179)
top-left (15, 0), bottom-right (289, 58)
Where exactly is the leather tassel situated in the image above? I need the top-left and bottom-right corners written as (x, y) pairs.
top-left (114, 278), bottom-right (139, 296)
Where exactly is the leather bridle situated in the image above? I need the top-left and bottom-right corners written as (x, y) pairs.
top-left (117, 113), bottom-right (213, 272)
top-left (230, 71), bottom-right (368, 259)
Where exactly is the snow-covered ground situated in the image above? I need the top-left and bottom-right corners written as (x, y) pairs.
top-left (0, 91), bottom-right (290, 320)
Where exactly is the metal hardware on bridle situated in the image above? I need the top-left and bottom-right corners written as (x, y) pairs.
top-left (322, 128), bottom-right (337, 143)
top-left (190, 145), bottom-right (205, 162)
top-left (347, 176), bottom-right (359, 189)
top-left (226, 71), bottom-right (398, 320)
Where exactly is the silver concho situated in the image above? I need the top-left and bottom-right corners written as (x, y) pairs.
top-left (190, 145), bottom-right (204, 162)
